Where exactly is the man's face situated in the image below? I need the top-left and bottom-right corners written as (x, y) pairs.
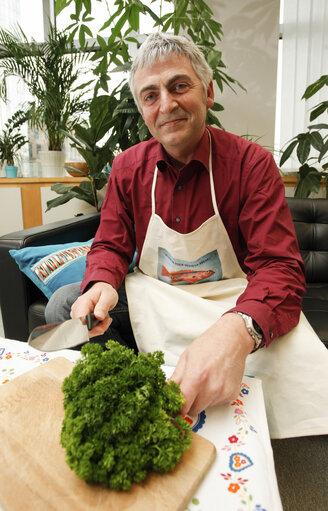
top-left (134, 54), bottom-right (214, 162)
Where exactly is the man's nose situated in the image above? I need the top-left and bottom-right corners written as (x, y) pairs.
top-left (159, 90), bottom-right (178, 113)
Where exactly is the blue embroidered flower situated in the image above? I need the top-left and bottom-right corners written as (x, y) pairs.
top-left (191, 410), bottom-right (206, 432)
top-left (254, 505), bottom-right (267, 511)
top-left (241, 388), bottom-right (249, 395)
top-left (229, 452), bottom-right (254, 472)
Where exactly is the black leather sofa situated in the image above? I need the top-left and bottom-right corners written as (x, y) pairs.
top-left (287, 197), bottom-right (328, 348)
top-left (0, 212), bottom-right (100, 342)
top-left (0, 197), bottom-right (327, 348)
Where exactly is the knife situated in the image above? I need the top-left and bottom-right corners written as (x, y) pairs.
top-left (28, 313), bottom-right (100, 352)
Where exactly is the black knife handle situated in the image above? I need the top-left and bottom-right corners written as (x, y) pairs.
top-left (86, 313), bottom-right (101, 331)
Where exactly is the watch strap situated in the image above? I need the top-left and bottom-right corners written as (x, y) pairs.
top-left (234, 312), bottom-right (263, 351)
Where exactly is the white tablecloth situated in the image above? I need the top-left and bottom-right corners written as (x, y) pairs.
top-left (0, 338), bottom-right (282, 510)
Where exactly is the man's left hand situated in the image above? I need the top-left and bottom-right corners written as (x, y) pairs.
top-left (169, 312), bottom-right (255, 416)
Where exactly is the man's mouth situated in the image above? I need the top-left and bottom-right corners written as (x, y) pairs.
top-left (159, 117), bottom-right (187, 128)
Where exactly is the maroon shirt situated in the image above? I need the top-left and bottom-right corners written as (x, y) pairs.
top-left (82, 126), bottom-right (305, 346)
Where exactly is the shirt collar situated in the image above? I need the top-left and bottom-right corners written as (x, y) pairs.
top-left (156, 128), bottom-right (210, 173)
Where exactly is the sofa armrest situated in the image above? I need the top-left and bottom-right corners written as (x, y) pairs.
top-left (0, 212), bottom-right (100, 341)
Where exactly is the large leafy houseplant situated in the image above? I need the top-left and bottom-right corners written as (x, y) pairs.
top-left (46, 95), bottom-right (117, 212)
top-left (0, 23), bottom-right (91, 152)
top-left (47, 0), bottom-right (244, 210)
top-left (0, 110), bottom-right (28, 169)
top-left (280, 75), bottom-right (328, 197)
top-left (55, 0), bottom-right (244, 137)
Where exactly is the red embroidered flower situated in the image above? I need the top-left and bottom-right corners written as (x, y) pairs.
top-left (228, 435), bottom-right (238, 443)
top-left (232, 398), bottom-right (243, 406)
top-left (182, 415), bottom-right (193, 425)
top-left (228, 483), bottom-right (240, 493)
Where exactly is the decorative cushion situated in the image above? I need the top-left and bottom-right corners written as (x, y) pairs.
top-left (10, 240), bottom-right (94, 300)
top-left (10, 241), bottom-right (137, 300)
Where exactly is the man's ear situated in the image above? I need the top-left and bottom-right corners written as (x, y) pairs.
top-left (206, 81), bottom-right (215, 109)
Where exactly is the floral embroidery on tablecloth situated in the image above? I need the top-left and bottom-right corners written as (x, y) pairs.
top-left (183, 410), bottom-right (206, 432)
top-left (220, 382), bottom-right (265, 510)
top-left (0, 346), bottom-right (50, 384)
top-left (186, 497), bottom-right (201, 510)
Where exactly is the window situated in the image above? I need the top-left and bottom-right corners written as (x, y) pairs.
top-left (275, 0), bottom-right (328, 171)
top-left (0, 0), bottom-right (46, 173)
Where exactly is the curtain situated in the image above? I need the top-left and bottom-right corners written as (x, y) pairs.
top-left (277, 0), bottom-right (328, 170)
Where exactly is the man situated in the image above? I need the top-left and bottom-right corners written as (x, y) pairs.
top-left (46, 32), bottom-right (306, 420)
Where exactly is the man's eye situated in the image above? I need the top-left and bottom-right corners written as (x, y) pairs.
top-left (144, 93), bottom-right (155, 102)
top-left (175, 83), bottom-right (188, 92)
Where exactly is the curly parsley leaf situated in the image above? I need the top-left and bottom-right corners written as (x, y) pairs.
top-left (61, 340), bottom-right (192, 490)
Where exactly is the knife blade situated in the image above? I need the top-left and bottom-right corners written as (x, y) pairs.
top-left (28, 313), bottom-right (100, 352)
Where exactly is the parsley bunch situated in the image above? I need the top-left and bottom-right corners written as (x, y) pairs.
top-left (61, 340), bottom-right (192, 490)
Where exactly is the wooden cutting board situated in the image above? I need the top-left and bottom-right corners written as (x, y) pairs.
top-left (0, 358), bottom-right (216, 511)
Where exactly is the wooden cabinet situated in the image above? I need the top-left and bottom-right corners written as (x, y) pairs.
top-left (282, 175), bottom-right (326, 198)
top-left (0, 177), bottom-right (96, 236)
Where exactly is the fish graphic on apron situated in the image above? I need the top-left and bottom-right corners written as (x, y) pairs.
top-left (125, 130), bottom-right (328, 439)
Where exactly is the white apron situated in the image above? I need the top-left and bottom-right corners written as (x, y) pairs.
top-left (125, 131), bottom-right (328, 439)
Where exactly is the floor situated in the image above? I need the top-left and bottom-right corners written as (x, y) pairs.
top-left (271, 435), bottom-right (328, 510)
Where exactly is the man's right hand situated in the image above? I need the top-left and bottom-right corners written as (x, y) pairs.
top-left (70, 281), bottom-right (118, 337)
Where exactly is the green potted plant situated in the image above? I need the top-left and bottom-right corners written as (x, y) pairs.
top-left (46, 79), bottom-right (153, 211)
top-left (0, 23), bottom-right (91, 176)
top-left (46, 95), bottom-right (118, 212)
top-left (0, 110), bottom-right (28, 178)
top-left (280, 75), bottom-right (328, 197)
top-left (56, 0), bottom-right (244, 132)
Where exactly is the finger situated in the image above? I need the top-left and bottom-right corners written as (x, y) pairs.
top-left (93, 291), bottom-right (118, 320)
top-left (169, 356), bottom-right (186, 385)
top-left (177, 375), bottom-right (201, 416)
top-left (187, 394), bottom-right (210, 417)
top-left (71, 297), bottom-right (93, 319)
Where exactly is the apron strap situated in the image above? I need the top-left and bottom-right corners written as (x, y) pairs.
top-left (151, 166), bottom-right (159, 215)
top-left (207, 129), bottom-right (219, 216)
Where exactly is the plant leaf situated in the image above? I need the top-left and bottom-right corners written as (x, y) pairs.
top-left (309, 131), bottom-right (323, 152)
top-left (295, 164), bottom-right (322, 197)
top-left (308, 123), bottom-right (328, 131)
top-left (302, 75), bottom-right (328, 99)
top-left (279, 139), bottom-right (298, 166)
top-left (309, 101), bottom-right (328, 122)
top-left (319, 140), bottom-right (328, 162)
top-left (46, 191), bottom-right (76, 211)
top-left (296, 135), bottom-right (311, 164)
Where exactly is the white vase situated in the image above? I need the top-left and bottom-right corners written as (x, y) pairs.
top-left (39, 150), bottom-right (66, 177)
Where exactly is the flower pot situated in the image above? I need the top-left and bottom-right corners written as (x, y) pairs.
top-left (39, 150), bottom-right (66, 177)
top-left (64, 161), bottom-right (90, 177)
top-left (5, 165), bottom-right (18, 178)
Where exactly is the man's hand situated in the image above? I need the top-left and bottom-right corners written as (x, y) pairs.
top-left (70, 282), bottom-right (118, 337)
top-left (170, 313), bottom-right (255, 416)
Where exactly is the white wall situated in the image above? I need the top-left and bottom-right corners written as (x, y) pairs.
top-left (0, 188), bottom-right (23, 236)
top-left (208, 0), bottom-right (280, 149)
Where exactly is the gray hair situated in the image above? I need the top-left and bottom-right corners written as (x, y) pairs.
top-left (129, 32), bottom-right (213, 109)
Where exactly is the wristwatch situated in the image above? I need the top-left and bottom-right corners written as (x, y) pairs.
top-left (235, 312), bottom-right (263, 351)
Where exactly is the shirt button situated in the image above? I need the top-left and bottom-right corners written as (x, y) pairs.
top-left (269, 331), bottom-right (273, 339)
top-left (175, 217), bottom-right (181, 223)
top-left (177, 185), bottom-right (183, 190)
